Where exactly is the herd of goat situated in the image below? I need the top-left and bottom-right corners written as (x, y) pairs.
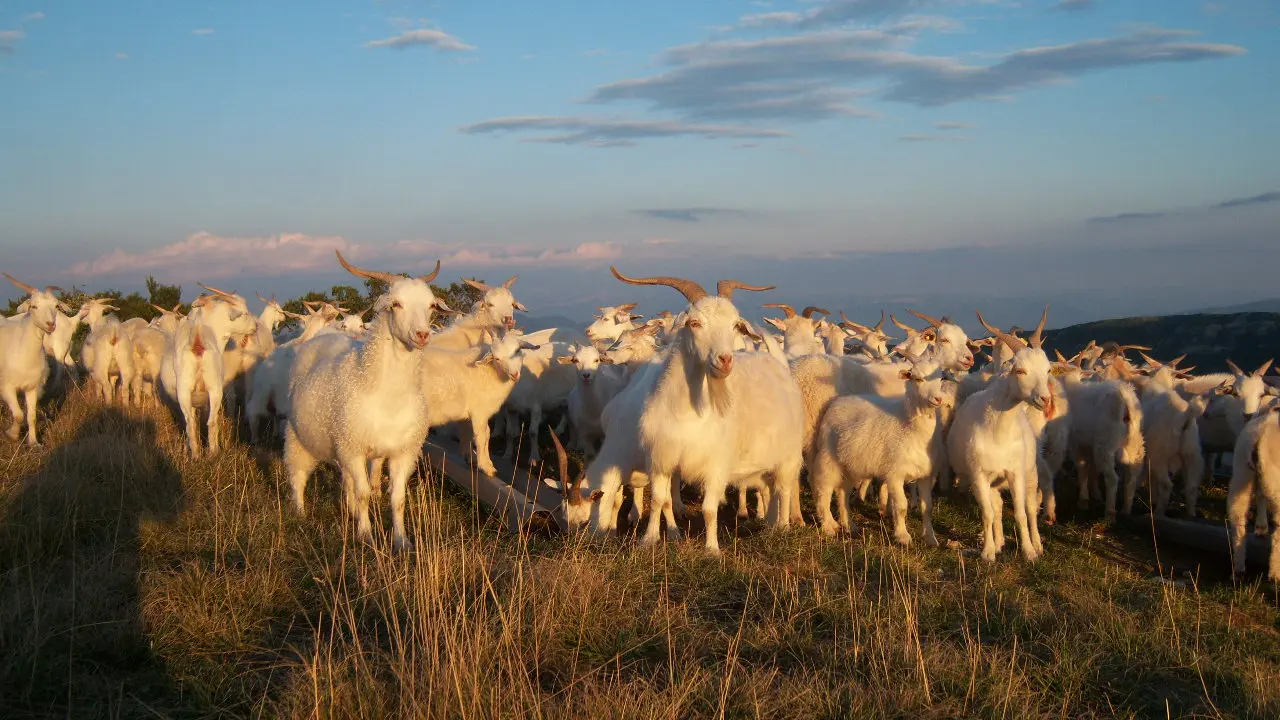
top-left (2, 256), bottom-right (1279, 578)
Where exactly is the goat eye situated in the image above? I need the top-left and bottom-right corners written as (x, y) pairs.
top-left (1014, 368), bottom-right (1027, 376)
top-left (687, 320), bottom-right (702, 329)
top-left (939, 338), bottom-right (949, 344)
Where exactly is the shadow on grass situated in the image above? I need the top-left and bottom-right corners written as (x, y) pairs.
top-left (0, 407), bottom-right (202, 719)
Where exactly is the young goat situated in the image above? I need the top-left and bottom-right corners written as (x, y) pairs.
top-left (810, 360), bottom-right (952, 545)
top-left (761, 304), bottom-right (829, 358)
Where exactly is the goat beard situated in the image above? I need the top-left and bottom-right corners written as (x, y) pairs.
top-left (706, 374), bottom-right (734, 416)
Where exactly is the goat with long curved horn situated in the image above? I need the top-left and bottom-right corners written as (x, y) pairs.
top-left (3, 273), bottom-right (37, 295)
top-left (610, 266), bottom-right (708, 305)
top-left (717, 279), bottom-right (774, 300)
top-left (906, 308), bottom-right (944, 328)
top-left (975, 310), bottom-right (1026, 357)
top-left (1028, 305), bottom-right (1049, 349)
top-left (801, 306), bottom-right (830, 319)
top-left (873, 310), bottom-right (886, 332)
top-left (890, 314), bottom-right (917, 333)
top-left (198, 282), bottom-right (237, 298)
top-left (763, 303), bottom-right (796, 318)
top-left (463, 277), bottom-right (494, 293)
top-left (838, 310), bottom-right (870, 333)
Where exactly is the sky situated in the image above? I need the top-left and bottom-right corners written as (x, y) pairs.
top-left (1, 0), bottom-right (1277, 332)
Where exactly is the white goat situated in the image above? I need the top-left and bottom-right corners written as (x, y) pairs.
top-left (810, 360), bottom-right (952, 545)
top-left (0, 274), bottom-right (66, 446)
top-left (429, 276), bottom-right (528, 350)
top-left (285, 253), bottom-right (448, 549)
top-left (605, 267), bottom-right (804, 554)
top-left (585, 303), bottom-right (641, 347)
top-left (159, 284), bottom-right (257, 458)
top-left (1200, 359), bottom-right (1273, 482)
top-left (243, 302), bottom-right (343, 442)
top-left (1128, 371), bottom-right (1208, 518)
top-left (761, 304), bottom-right (829, 358)
top-left (947, 310), bottom-right (1051, 563)
top-left (1227, 406), bottom-right (1280, 580)
top-left (838, 311), bottom-right (892, 359)
top-left (82, 315), bottom-right (136, 405)
top-left (564, 344), bottom-right (631, 457)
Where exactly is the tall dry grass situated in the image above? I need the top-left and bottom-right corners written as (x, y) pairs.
top-left (1, 388), bottom-right (1278, 719)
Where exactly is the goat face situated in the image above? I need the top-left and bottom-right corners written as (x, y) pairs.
top-left (260, 302), bottom-right (287, 331)
top-left (377, 279), bottom-right (450, 350)
top-left (679, 297), bottom-right (758, 379)
top-left (572, 346), bottom-right (602, 385)
top-left (585, 306), bottom-right (633, 343)
top-left (25, 290), bottom-right (63, 336)
top-left (604, 325), bottom-right (659, 365)
top-left (1007, 349), bottom-right (1053, 411)
top-left (478, 286), bottom-right (526, 331)
top-left (478, 332), bottom-right (537, 382)
top-left (934, 323), bottom-right (975, 371)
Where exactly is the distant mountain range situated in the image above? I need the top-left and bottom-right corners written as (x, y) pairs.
top-left (1188, 298), bottom-right (1280, 315)
top-left (1043, 312), bottom-right (1280, 375)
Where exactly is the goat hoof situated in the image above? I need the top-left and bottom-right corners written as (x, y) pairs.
top-left (478, 464), bottom-right (498, 477)
top-left (894, 532), bottom-right (913, 547)
top-left (819, 522), bottom-right (840, 537)
top-left (393, 536), bottom-right (415, 553)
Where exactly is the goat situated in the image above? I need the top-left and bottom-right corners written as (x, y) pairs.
top-left (0, 274), bottom-right (67, 446)
top-left (761, 304), bottom-right (829, 358)
top-left (810, 360), bottom-right (952, 545)
top-left (585, 303), bottom-right (642, 347)
top-left (243, 302), bottom-right (343, 442)
top-left (82, 315), bottom-right (136, 405)
top-left (607, 266), bottom-right (803, 554)
top-left (1227, 406), bottom-right (1280, 580)
top-left (947, 309), bottom-right (1051, 563)
top-left (430, 276), bottom-right (528, 350)
top-left (284, 253), bottom-right (448, 549)
top-left (159, 284), bottom-right (258, 458)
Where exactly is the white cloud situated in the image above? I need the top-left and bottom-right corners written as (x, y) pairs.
top-left (114, 52), bottom-right (130, 61)
top-left (365, 28), bottom-right (475, 52)
top-left (191, 28), bottom-right (215, 36)
top-left (0, 29), bottom-right (25, 54)
top-left (460, 116), bottom-right (790, 146)
top-left (22, 12), bottom-right (44, 23)
top-left (67, 233), bottom-right (633, 281)
top-left (934, 121), bottom-right (971, 129)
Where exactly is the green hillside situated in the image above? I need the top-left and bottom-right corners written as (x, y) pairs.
top-left (1042, 312), bottom-right (1280, 374)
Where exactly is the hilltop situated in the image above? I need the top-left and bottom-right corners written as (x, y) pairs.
top-left (1043, 311), bottom-right (1280, 374)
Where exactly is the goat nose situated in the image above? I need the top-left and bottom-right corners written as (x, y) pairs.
top-left (414, 330), bottom-right (430, 346)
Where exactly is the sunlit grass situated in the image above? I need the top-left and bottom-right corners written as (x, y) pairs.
top-left (1, 389), bottom-right (1278, 718)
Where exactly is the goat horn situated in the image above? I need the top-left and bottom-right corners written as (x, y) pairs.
top-left (906, 309), bottom-right (943, 328)
top-left (1226, 359), bottom-right (1245, 376)
top-left (839, 311), bottom-right (870, 333)
top-left (975, 310), bottom-right (1026, 356)
top-left (463, 277), bottom-right (494, 293)
top-left (45, 285), bottom-right (64, 294)
top-left (150, 304), bottom-right (169, 314)
top-left (335, 250), bottom-right (403, 285)
top-left (547, 428), bottom-right (579, 506)
top-left (198, 282), bottom-right (236, 298)
top-left (890, 314), bottom-right (919, 334)
top-left (1116, 344), bottom-right (1151, 353)
top-left (418, 260), bottom-right (442, 284)
top-left (658, 310), bottom-right (672, 319)
top-left (717, 279), bottom-right (774, 300)
top-left (257, 292), bottom-right (268, 304)
top-left (873, 310), bottom-right (886, 332)
top-left (3, 273), bottom-right (37, 295)
top-left (802, 306), bottom-right (830, 319)
top-left (1029, 304), bottom-right (1049, 349)
top-left (610, 266), bottom-right (708, 305)
top-left (763, 303), bottom-right (796, 319)
top-left (1138, 352), bottom-right (1161, 368)
top-left (617, 303), bottom-right (638, 313)
top-left (1254, 359), bottom-right (1274, 377)
top-left (503, 275), bottom-right (518, 289)
top-left (1055, 349), bottom-right (1069, 363)
top-left (1169, 354), bottom-right (1187, 369)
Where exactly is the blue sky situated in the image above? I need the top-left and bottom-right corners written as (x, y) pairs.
top-left (1, 1), bottom-right (1277, 329)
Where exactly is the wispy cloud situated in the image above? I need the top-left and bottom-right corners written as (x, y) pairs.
top-left (898, 134), bottom-right (936, 142)
top-left (191, 28), bottom-right (215, 36)
top-left (583, 48), bottom-right (609, 56)
top-left (365, 28), bottom-right (475, 51)
top-left (0, 29), bottom-right (25, 55)
top-left (736, 0), bottom-right (953, 31)
top-left (1089, 190), bottom-right (1280, 223)
top-left (22, 12), bottom-right (44, 23)
top-left (459, 116), bottom-right (789, 146)
top-left (1214, 191), bottom-right (1280, 209)
top-left (935, 121), bottom-right (971, 130)
top-left (66, 233), bottom-right (632, 281)
top-left (632, 208), bottom-right (747, 223)
top-left (1052, 0), bottom-right (1096, 12)
top-left (114, 52), bottom-right (129, 61)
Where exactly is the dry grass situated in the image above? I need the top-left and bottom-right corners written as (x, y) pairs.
top-left (2, 389), bottom-right (1280, 719)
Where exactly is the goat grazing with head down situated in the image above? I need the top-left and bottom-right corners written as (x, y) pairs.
top-left (0, 274), bottom-right (68, 446)
top-left (284, 252), bottom-right (449, 549)
top-left (604, 266), bottom-right (804, 554)
top-left (947, 308), bottom-right (1052, 563)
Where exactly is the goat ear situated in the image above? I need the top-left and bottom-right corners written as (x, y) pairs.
top-left (762, 317), bottom-right (786, 332)
top-left (736, 320), bottom-right (763, 343)
top-left (513, 300), bottom-right (529, 313)
top-left (557, 356), bottom-right (576, 365)
top-left (472, 350), bottom-right (494, 367)
top-left (519, 341), bottom-right (541, 351)
top-left (898, 368), bottom-right (912, 381)
top-left (588, 489), bottom-right (604, 502)
top-left (433, 299), bottom-right (456, 314)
